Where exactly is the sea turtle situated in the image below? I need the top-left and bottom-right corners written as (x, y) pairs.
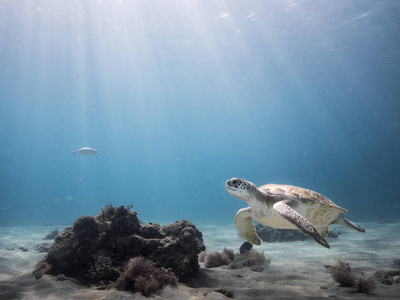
top-left (225, 178), bottom-right (365, 249)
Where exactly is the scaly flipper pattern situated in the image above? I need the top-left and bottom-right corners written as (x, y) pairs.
top-left (273, 201), bottom-right (330, 249)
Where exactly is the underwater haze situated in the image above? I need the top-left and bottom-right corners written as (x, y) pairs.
top-left (0, 0), bottom-right (399, 226)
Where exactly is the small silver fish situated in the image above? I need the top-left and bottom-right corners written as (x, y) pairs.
top-left (77, 172), bottom-right (82, 187)
top-left (71, 147), bottom-right (100, 155)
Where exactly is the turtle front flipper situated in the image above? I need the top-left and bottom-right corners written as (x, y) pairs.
top-left (273, 201), bottom-right (330, 249)
top-left (235, 207), bottom-right (262, 246)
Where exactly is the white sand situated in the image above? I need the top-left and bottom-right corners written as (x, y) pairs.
top-left (1, 221), bottom-right (400, 299)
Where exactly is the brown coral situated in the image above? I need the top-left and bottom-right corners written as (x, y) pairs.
top-left (114, 257), bottom-right (177, 296)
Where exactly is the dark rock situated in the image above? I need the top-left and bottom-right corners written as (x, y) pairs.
top-left (34, 204), bottom-right (205, 284)
top-left (35, 243), bottom-right (51, 253)
top-left (373, 270), bottom-right (400, 285)
top-left (19, 247), bottom-right (28, 252)
top-left (255, 224), bottom-right (340, 243)
top-left (392, 259), bottom-right (400, 269)
top-left (33, 261), bottom-right (52, 279)
top-left (73, 216), bottom-right (100, 238)
top-left (239, 241), bottom-right (253, 254)
top-left (139, 222), bottom-right (163, 239)
top-left (44, 229), bottom-right (59, 240)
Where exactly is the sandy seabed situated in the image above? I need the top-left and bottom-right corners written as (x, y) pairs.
top-left (1, 221), bottom-right (400, 299)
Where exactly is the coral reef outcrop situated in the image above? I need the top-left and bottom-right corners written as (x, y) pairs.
top-left (34, 204), bottom-right (205, 285)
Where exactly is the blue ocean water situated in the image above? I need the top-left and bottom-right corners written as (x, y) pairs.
top-left (0, 0), bottom-right (399, 227)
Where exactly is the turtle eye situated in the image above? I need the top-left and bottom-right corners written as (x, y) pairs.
top-left (232, 180), bottom-right (237, 185)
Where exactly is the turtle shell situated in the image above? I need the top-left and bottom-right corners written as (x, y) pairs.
top-left (259, 184), bottom-right (347, 214)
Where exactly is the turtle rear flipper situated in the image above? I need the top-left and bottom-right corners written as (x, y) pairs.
top-left (273, 201), bottom-right (330, 249)
top-left (334, 216), bottom-right (365, 232)
top-left (235, 207), bottom-right (262, 246)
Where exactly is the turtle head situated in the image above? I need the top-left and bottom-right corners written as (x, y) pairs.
top-left (225, 178), bottom-right (257, 202)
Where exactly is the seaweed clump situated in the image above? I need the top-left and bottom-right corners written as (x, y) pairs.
top-left (330, 259), bottom-right (357, 287)
top-left (199, 247), bottom-right (268, 269)
top-left (199, 248), bottom-right (235, 268)
top-left (355, 274), bottom-right (376, 294)
top-left (330, 259), bottom-right (376, 294)
top-left (115, 257), bottom-right (177, 296)
top-left (230, 249), bottom-right (268, 269)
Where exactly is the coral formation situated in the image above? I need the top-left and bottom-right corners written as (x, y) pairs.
top-left (84, 255), bottom-right (120, 283)
top-left (33, 204), bottom-right (205, 287)
top-left (114, 256), bottom-right (177, 296)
